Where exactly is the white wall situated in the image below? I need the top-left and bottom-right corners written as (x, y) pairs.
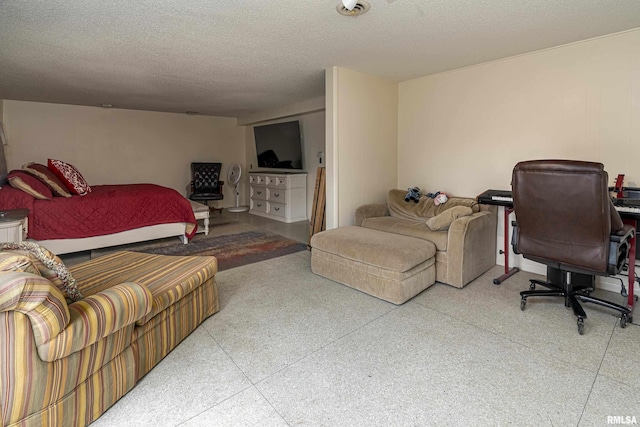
top-left (397, 28), bottom-right (640, 289)
top-left (326, 67), bottom-right (398, 228)
top-left (2, 100), bottom-right (245, 203)
top-left (244, 110), bottom-right (325, 217)
top-left (398, 29), bottom-right (640, 198)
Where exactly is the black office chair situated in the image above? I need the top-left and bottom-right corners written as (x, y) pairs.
top-left (511, 160), bottom-right (634, 334)
top-left (189, 162), bottom-right (224, 214)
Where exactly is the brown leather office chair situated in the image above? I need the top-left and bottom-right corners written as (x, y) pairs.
top-left (511, 160), bottom-right (634, 334)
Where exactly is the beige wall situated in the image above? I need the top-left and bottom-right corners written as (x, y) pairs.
top-left (2, 100), bottom-right (245, 203)
top-left (244, 110), bottom-right (326, 217)
top-left (326, 67), bottom-right (398, 228)
top-left (398, 28), bottom-right (640, 198)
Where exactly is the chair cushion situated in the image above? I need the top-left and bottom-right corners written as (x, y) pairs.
top-left (426, 206), bottom-right (474, 231)
top-left (361, 216), bottom-right (449, 251)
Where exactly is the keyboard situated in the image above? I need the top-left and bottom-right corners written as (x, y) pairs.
top-left (613, 199), bottom-right (640, 215)
top-left (491, 195), bottom-right (513, 202)
top-left (615, 205), bottom-right (640, 214)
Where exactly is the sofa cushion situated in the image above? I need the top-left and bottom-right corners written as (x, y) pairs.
top-left (426, 206), bottom-right (474, 231)
top-left (361, 216), bottom-right (450, 251)
top-left (387, 189), bottom-right (479, 221)
top-left (69, 251), bottom-right (218, 325)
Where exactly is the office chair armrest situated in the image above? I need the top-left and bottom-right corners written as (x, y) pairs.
top-left (608, 224), bottom-right (635, 275)
top-left (510, 220), bottom-right (520, 255)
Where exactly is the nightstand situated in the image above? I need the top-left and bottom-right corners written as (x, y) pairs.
top-left (0, 209), bottom-right (29, 243)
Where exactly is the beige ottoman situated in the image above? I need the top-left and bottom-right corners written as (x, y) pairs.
top-left (189, 200), bottom-right (210, 235)
top-left (310, 226), bottom-right (436, 304)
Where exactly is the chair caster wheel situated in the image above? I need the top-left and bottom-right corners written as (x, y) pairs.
top-left (529, 282), bottom-right (536, 290)
top-left (520, 298), bottom-right (526, 311)
top-left (577, 318), bottom-right (585, 335)
top-left (620, 314), bottom-right (628, 329)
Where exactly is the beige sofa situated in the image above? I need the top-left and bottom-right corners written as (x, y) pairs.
top-left (355, 189), bottom-right (497, 288)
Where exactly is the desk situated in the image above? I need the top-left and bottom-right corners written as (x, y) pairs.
top-left (477, 189), bottom-right (639, 314)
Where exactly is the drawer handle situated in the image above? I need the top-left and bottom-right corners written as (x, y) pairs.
top-left (257, 190), bottom-right (262, 195)
top-left (274, 193), bottom-right (280, 197)
top-left (257, 203), bottom-right (262, 207)
top-left (274, 207), bottom-right (280, 211)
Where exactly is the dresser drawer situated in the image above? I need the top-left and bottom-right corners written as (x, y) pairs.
top-left (267, 188), bottom-right (287, 203)
top-left (266, 176), bottom-right (287, 188)
top-left (268, 202), bottom-right (286, 218)
top-left (251, 199), bottom-right (267, 213)
top-left (251, 186), bottom-right (267, 200)
top-left (250, 175), bottom-right (266, 185)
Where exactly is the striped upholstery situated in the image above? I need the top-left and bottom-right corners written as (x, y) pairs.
top-left (0, 251), bottom-right (219, 427)
top-left (70, 251), bottom-right (218, 325)
top-left (37, 282), bottom-right (153, 362)
top-left (0, 271), bottom-right (70, 346)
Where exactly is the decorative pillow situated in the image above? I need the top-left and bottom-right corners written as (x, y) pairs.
top-left (47, 159), bottom-right (91, 196)
top-left (1, 242), bottom-right (83, 302)
top-left (0, 252), bottom-right (41, 276)
top-left (22, 162), bottom-right (72, 197)
top-left (7, 170), bottom-right (53, 200)
top-left (425, 206), bottom-right (474, 231)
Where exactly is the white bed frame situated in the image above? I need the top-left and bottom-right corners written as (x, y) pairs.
top-left (35, 223), bottom-right (189, 255)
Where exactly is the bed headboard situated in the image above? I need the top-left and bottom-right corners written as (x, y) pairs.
top-left (0, 139), bottom-right (7, 185)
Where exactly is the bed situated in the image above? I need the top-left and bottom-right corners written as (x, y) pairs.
top-left (0, 183), bottom-right (197, 254)
top-left (0, 147), bottom-right (197, 254)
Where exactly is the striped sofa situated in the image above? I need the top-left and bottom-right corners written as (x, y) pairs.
top-left (0, 249), bottom-right (219, 427)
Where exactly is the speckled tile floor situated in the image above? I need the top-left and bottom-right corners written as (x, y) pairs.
top-left (86, 212), bottom-right (640, 426)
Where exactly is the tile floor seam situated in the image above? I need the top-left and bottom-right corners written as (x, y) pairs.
top-left (577, 323), bottom-right (617, 426)
top-left (412, 297), bottom-right (617, 378)
top-left (252, 304), bottom-right (402, 389)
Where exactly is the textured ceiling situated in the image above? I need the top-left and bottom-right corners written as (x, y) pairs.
top-left (1, 0), bottom-right (639, 118)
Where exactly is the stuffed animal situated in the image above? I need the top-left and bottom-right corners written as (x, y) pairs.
top-left (405, 187), bottom-right (422, 203)
top-left (426, 191), bottom-right (449, 206)
top-left (434, 192), bottom-right (449, 206)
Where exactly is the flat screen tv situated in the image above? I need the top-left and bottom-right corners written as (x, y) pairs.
top-left (254, 120), bottom-right (304, 170)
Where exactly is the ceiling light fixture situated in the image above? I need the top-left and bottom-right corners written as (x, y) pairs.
top-left (342, 0), bottom-right (357, 10)
top-left (336, 0), bottom-right (370, 16)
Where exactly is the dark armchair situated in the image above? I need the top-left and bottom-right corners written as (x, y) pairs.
top-left (511, 160), bottom-right (634, 334)
top-left (189, 162), bottom-right (224, 214)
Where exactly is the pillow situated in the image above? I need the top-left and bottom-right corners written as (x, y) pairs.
top-left (0, 252), bottom-right (41, 276)
top-left (7, 170), bottom-right (53, 200)
top-left (425, 206), bottom-right (474, 231)
top-left (22, 162), bottom-right (72, 197)
top-left (47, 159), bottom-right (91, 196)
top-left (1, 242), bottom-right (83, 302)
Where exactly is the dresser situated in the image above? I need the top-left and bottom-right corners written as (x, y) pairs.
top-left (0, 209), bottom-right (29, 243)
top-left (249, 172), bottom-right (307, 223)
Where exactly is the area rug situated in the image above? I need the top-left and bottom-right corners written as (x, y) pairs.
top-left (90, 220), bottom-right (308, 271)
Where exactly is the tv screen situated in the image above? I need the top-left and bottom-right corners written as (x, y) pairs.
top-left (254, 121), bottom-right (303, 170)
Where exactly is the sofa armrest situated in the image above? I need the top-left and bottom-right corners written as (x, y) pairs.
top-left (37, 282), bottom-right (153, 362)
top-left (355, 203), bottom-right (389, 226)
top-left (445, 210), bottom-right (498, 287)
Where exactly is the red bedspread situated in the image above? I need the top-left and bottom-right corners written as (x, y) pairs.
top-left (0, 184), bottom-right (197, 240)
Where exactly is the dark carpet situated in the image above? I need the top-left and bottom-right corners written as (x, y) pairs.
top-left (91, 221), bottom-right (308, 271)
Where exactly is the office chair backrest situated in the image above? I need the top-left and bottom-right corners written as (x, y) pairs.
top-left (192, 162), bottom-right (221, 194)
top-left (512, 160), bottom-right (621, 274)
